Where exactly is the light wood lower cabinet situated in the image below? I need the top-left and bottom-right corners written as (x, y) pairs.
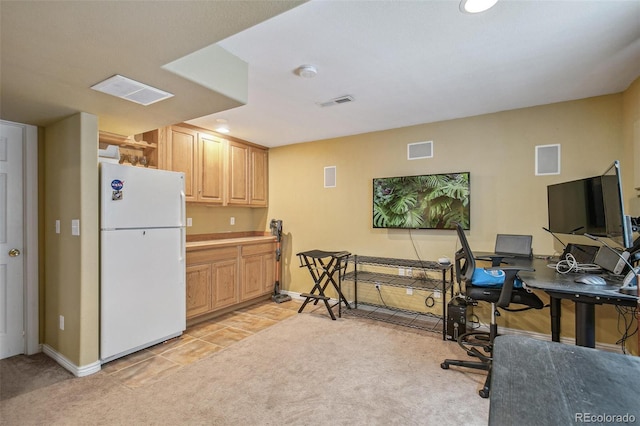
top-left (241, 243), bottom-right (276, 300)
top-left (211, 258), bottom-right (238, 308)
top-left (186, 264), bottom-right (212, 318)
top-left (186, 240), bottom-right (275, 320)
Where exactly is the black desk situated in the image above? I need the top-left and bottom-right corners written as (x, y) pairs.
top-left (490, 335), bottom-right (640, 425)
top-left (518, 258), bottom-right (638, 347)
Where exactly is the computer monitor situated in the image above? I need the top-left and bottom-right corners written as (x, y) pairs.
top-left (600, 160), bottom-right (634, 249)
top-left (547, 176), bottom-right (604, 236)
top-left (547, 160), bottom-right (635, 249)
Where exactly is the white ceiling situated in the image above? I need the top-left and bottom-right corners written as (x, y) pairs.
top-left (2, 1), bottom-right (639, 148)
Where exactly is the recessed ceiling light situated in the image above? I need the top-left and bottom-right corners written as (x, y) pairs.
top-left (91, 74), bottom-right (173, 106)
top-left (295, 64), bottom-right (318, 79)
top-left (460, 0), bottom-right (498, 14)
top-left (214, 118), bottom-right (230, 134)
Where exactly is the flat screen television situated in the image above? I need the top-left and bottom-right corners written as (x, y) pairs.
top-left (373, 172), bottom-right (470, 230)
top-left (547, 160), bottom-right (634, 248)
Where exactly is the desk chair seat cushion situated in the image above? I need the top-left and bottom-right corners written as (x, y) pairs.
top-left (471, 268), bottom-right (523, 289)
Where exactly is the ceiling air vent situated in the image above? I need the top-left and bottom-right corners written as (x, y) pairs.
top-left (317, 95), bottom-right (355, 108)
top-left (91, 74), bottom-right (174, 106)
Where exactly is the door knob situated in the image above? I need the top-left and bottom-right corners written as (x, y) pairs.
top-left (8, 248), bottom-right (21, 257)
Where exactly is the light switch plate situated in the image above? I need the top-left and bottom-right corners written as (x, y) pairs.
top-left (71, 219), bottom-right (80, 236)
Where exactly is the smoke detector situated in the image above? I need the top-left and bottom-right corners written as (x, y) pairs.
top-left (295, 65), bottom-right (318, 78)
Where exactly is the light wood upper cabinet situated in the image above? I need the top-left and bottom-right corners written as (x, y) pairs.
top-left (166, 125), bottom-right (226, 204)
top-left (166, 126), bottom-right (197, 201)
top-left (198, 132), bottom-right (226, 204)
top-left (227, 141), bottom-right (249, 205)
top-left (227, 140), bottom-right (269, 207)
top-left (164, 124), bottom-right (268, 206)
top-left (250, 147), bottom-right (269, 207)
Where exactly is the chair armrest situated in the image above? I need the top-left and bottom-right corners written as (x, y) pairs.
top-left (485, 266), bottom-right (534, 308)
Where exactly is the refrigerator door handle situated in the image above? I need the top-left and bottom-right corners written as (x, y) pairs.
top-left (180, 189), bottom-right (186, 263)
top-left (180, 190), bottom-right (186, 227)
top-left (180, 227), bottom-right (185, 263)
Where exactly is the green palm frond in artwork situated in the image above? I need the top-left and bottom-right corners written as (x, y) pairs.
top-left (373, 173), bottom-right (469, 229)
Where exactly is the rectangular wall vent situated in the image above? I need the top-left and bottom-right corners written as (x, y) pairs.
top-left (318, 95), bottom-right (354, 108)
top-left (324, 166), bottom-right (336, 188)
top-left (535, 144), bottom-right (561, 175)
top-left (407, 141), bottom-right (433, 160)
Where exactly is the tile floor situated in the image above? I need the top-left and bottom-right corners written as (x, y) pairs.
top-left (99, 298), bottom-right (302, 389)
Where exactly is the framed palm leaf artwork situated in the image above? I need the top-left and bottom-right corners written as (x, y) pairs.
top-left (373, 172), bottom-right (470, 230)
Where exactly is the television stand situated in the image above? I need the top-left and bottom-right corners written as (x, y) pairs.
top-left (342, 255), bottom-right (453, 339)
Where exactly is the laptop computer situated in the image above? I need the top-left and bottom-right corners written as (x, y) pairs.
top-left (494, 234), bottom-right (533, 258)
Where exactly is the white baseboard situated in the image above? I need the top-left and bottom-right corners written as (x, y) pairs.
top-left (42, 344), bottom-right (101, 377)
top-left (281, 290), bottom-right (305, 300)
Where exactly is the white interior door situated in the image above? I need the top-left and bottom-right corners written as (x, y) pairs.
top-left (0, 122), bottom-right (25, 359)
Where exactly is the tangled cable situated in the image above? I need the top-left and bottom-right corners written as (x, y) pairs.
top-left (546, 253), bottom-right (602, 274)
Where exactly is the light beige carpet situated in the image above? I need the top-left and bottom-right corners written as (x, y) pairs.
top-left (0, 313), bottom-right (489, 425)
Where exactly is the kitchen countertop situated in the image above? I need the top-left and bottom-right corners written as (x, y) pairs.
top-left (186, 235), bottom-right (276, 250)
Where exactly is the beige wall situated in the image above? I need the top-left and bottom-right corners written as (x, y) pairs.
top-left (267, 90), bottom-right (638, 352)
top-left (44, 112), bottom-right (99, 367)
top-left (185, 204), bottom-right (268, 235)
top-left (35, 81), bottom-right (638, 365)
top-left (622, 76), bottom-right (640, 203)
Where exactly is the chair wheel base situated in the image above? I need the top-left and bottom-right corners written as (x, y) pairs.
top-left (440, 362), bottom-right (449, 369)
top-left (479, 388), bottom-right (490, 398)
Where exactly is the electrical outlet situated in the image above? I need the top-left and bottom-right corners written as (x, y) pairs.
top-left (59, 315), bottom-right (64, 330)
top-left (433, 290), bottom-right (441, 299)
top-left (230, 217), bottom-right (235, 225)
top-left (406, 287), bottom-right (413, 295)
top-left (55, 220), bottom-right (60, 234)
top-left (398, 268), bottom-right (405, 276)
top-left (375, 283), bottom-right (381, 290)
top-left (406, 268), bottom-right (412, 277)
top-left (186, 218), bottom-right (193, 227)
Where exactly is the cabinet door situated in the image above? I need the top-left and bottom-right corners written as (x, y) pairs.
top-left (198, 132), bottom-right (225, 203)
top-left (212, 258), bottom-right (239, 309)
top-left (263, 252), bottom-right (276, 295)
top-left (227, 141), bottom-right (249, 205)
top-left (241, 255), bottom-right (265, 300)
top-left (167, 126), bottom-right (197, 201)
top-left (250, 147), bottom-right (268, 206)
top-left (186, 264), bottom-right (211, 319)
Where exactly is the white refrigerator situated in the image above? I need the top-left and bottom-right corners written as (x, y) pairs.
top-left (100, 162), bottom-right (186, 363)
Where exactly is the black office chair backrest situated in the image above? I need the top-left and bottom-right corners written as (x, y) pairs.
top-left (454, 223), bottom-right (476, 285)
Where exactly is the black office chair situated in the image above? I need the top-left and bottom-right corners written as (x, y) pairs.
top-left (441, 223), bottom-right (544, 398)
